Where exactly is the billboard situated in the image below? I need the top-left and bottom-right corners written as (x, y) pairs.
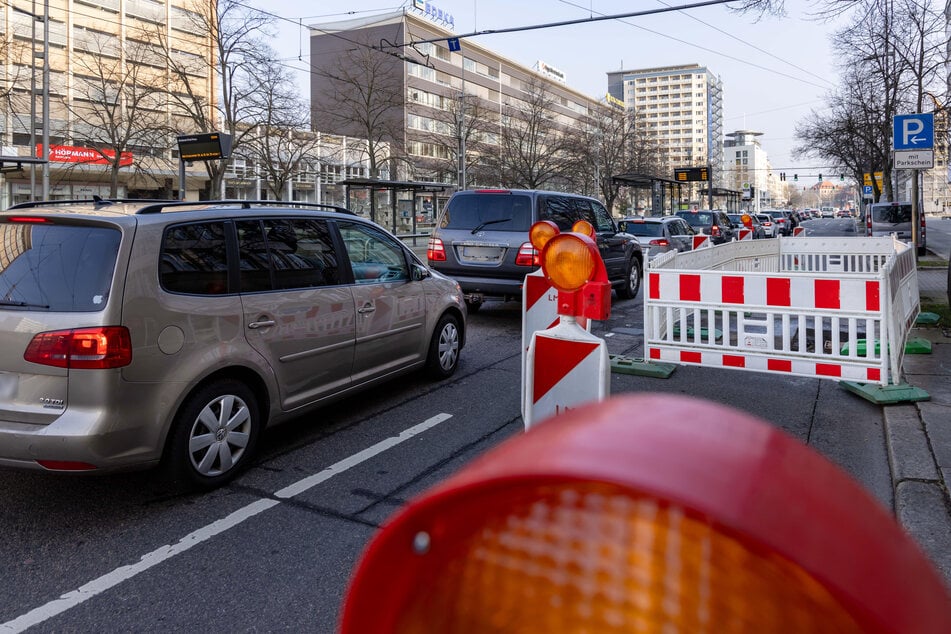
top-left (40, 144), bottom-right (133, 167)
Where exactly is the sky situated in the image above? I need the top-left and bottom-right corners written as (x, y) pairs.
top-left (246, 0), bottom-right (850, 182)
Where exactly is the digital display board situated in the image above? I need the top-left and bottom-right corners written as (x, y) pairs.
top-left (674, 167), bottom-right (709, 182)
top-left (177, 132), bottom-right (232, 161)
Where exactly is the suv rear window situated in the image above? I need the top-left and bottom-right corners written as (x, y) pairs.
top-left (0, 223), bottom-right (120, 312)
top-left (678, 212), bottom-right (714, 227)
top-left (871, 204), bottom-right (911, 223)
top-left (440, 194), bottom-right (533, 232)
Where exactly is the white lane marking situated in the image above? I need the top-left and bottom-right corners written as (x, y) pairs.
top-left (275, 412), bottom-right (453, 499)
top-left (1, 413), bottom-right (453, 633)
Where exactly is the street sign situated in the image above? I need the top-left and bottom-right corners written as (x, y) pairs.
top-left (893, 113), bottom-right (934, 151)
top-left (863, 172), bottom-right (883, 188)
top-left (894, 149), bottom-right (934, 170)
top-left (863, 185), bottom-right (873, 199)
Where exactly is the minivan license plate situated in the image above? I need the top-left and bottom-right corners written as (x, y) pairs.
top-left (0, 372), bottom-right (17, 400)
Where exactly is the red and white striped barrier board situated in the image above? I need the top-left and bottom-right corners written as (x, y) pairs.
top-left (793, 226), bottom-right (805, 236)
top-left (523, 317), bottom-right (610, 429)
top-left (521, 270), bottom-right (588, 420)
top-left (644, 237), bottom-right (918, 386)
top-left (692, 234), bottom-right (710, 250)
top-left (738, 227), bottom-right (753, 240)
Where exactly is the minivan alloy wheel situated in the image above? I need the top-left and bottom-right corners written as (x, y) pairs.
top-left (428, 314), bottom-right (461, 378)
top-left (188, 393), bottom-right (253, 477)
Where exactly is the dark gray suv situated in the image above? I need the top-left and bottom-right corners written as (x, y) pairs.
top-left (0, 199), bottom-right (466, 489)
top-left (427, 189), bottom-right (643, 311)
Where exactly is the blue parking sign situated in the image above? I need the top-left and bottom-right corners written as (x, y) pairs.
top-left (863, 185), bottom-right (873, 195)
top-left (893, 114), bottom-right (934, 150)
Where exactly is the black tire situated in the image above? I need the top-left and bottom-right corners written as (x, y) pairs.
top-left (427, 313), bottom-right (461, 379)
top-left (163, 379), bottom-right (261, 490)
top-left (616, 257), bottom-right (641, 300)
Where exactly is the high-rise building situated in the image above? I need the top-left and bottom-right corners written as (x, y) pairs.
top-left (607, 64), bottom-right (723, 189)
top-left (722, 130), bottom-right (771, 212)
top-left (308, 8), bottom-right (606, 194)
top-left (0, 0), bottom-right (217, 205)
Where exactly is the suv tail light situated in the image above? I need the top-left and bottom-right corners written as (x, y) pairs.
top-left (648, 239), bottom-right (669, 247)
top-left (515, 242), bottom-right (539, 266)
top-left (427, 236), bottom-right (446, 262)
top-left (711, 225), bottom-right (721, 237)
top-left (24, 327), bottom-right (132, 369)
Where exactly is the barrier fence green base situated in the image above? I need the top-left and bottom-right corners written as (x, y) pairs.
top-left (916, 312), bottom-right (941, 325)
top-left (671, 326), bottom-right (723, 341)
top-left (839, 381), bottom-right (930, 405)
top-left (609, 355), bottom-right (677, 378)
top-left (840, 338), bottom-right (933, 356)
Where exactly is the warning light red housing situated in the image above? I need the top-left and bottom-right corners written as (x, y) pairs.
top-left (341, 395), bottom-right (951, 633)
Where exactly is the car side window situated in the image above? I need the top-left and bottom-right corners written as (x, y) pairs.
top-left (236, 218), bottom-right (340, 292)
top-left (338, 221), bottom-right (409, 284)
top-left (540, 196), bottom-right (579, 230)
top-left (588, 201), bottom-right (615, 232)
top-left (160, 221), bottom-right (230, 295)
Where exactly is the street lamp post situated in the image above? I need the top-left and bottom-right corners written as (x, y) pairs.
top-left (14, 1), bottom-right (50, 200)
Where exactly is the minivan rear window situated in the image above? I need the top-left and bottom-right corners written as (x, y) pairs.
top-left (440, 194), bottom-right (533, 232)
top-left (0, 223), bottom-right (120, 312)
top-left (871, 204), bottom-right (911, 224)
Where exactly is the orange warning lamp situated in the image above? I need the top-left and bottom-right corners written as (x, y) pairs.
top-left (741, 213), bottom-right (753, 228)
top-left (528, 221), bottom-right (610, 320)
top-left (340, 395), bottom-right (951, 633)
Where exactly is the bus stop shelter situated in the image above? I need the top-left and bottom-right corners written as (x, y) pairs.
top-left (701, 187), bottom-right (743, 213)
top-left (340, 178), bottom-right (455, 238)
top-left (611, 173), bottom-right (684, 216)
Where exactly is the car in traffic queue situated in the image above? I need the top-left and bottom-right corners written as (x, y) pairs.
top-left (0, 199), bottom-right (466, 489)
top-left (755, 213), bottom-right (778, 238)
top-left (727, 213), bottom-right (766, 239)
top-left (763, 209), bottom-right (796, 236)
top-left (674, 209), bottom-right (737, 245)
top-left (618, 215), bottom-right (695, 259)
top-left (427, 189), bottom-right (644, 312)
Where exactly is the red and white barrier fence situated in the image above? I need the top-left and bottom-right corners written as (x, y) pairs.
top-left (644, 236), bottom-right (918, 386)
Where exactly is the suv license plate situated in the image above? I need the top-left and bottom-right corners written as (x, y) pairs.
top-left (0, 372), bottom-right (17, 400)
top-left (461, 246), bottom-right (500, 260)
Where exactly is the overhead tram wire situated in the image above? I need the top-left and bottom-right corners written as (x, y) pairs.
top-left (551, 0), bottom-right (832, 91)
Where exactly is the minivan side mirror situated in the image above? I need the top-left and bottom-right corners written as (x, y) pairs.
top-left (412, 263), bottom-right (431, 282)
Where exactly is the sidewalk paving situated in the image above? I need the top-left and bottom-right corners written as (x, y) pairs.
top-left (889, 263), bottom-right (951, 586)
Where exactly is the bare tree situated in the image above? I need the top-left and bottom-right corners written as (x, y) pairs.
top-left (66, 29), bottom-right (171, 196)
top-left (311, 35), bottom-right (406, 179)
top-left (496, 75), bottom-right (574, 189)
top-left (241, 57), bottom-right (321, 200)
top-left (159, 0), bottom-right (276, 197)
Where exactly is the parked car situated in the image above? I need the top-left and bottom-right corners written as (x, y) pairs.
top-left (427, 189), bottom-right (644, 311)
top-left (618, 215), bottom-right (695, 258)
top-left (763, 209), bottom-right (797, 236)
top-left (674, 209), bottom-right (737, 244)
top-left (727, 213), bottom-right (766, 239)
top-left (0, 199), bottom-right (466, 489)
top-left (866, 201), bottom-right (926, 255)
top-left (754, 213), bottom-right (778, 238)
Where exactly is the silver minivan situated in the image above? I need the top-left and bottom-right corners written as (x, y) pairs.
top-left (0, 200), bottom-right (466, 489)
top-left (866, 201), bottom-right (926, 255)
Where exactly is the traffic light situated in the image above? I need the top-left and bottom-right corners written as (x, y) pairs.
top-left (839, 174), bottom-right (845, 181)
top-left (793, 174), bottom-right (798, 182)
top-left (780, 172), bottom-right (786, 181)
top-left (818, 173), bottom-right (823, 181)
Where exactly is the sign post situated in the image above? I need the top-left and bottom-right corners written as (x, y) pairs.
top-left (893, 114), bottom-right (934, 258)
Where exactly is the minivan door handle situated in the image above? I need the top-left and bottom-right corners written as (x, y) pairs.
top-left (248, 318), bottom-right (276, 329)
top-left (357, 303), bottom-right (376, 315)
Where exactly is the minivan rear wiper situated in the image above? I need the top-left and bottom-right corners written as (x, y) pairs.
top-left (470, 219), bottom-right (511, 234)
top-left (0, 299), bottom-right (50, 309)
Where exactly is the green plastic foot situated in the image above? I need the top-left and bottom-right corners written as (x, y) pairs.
top-left (916, 312), bottom-right (941, 325)
top-left (839, 381), bottom-right (930, 404)
top-left (841, 338), bottom-right (932, 355)
top-left (904, 337), bottom-right (932, 354)
top-left (609, 355), bottom-right (677, 378)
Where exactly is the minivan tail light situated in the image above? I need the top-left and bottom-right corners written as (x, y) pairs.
top-left (515, 242), bottom-right (538, 266)
top-left (648, 239), bottom-right (669, 247)
top-left (6, 216), bottom-right (50, 223)
top-left (24, 327), bottom-right (132, 369)
top-left (427, 236), bottom-right (446, 262)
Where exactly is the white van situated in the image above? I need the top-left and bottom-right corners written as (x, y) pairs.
top-left (865, 201), bottom-right (926, 255)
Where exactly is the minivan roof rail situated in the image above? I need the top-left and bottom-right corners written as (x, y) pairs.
top-left (133, 200), bottom-right (355, 215)
top-left (8, 197), bottom-right (177, 210)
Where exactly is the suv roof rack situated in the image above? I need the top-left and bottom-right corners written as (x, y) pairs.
top-left (133, 200), bottom-right (355, 215)
top-left (9, 196), bottom-right (178, 210)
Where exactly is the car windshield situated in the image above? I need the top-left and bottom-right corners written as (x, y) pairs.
top-left (872, 204), bottom-right (911, 224)
top-left (439, 194), bottom-right (533, 231)
top-left (678, 212), bottom-right (714, 227)
top-left (767, 211), bottom-right (787, 219)
top-left (0, 223), bottom-right (120, 312)
top-left (624, 221), bottom-right (663, 237)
